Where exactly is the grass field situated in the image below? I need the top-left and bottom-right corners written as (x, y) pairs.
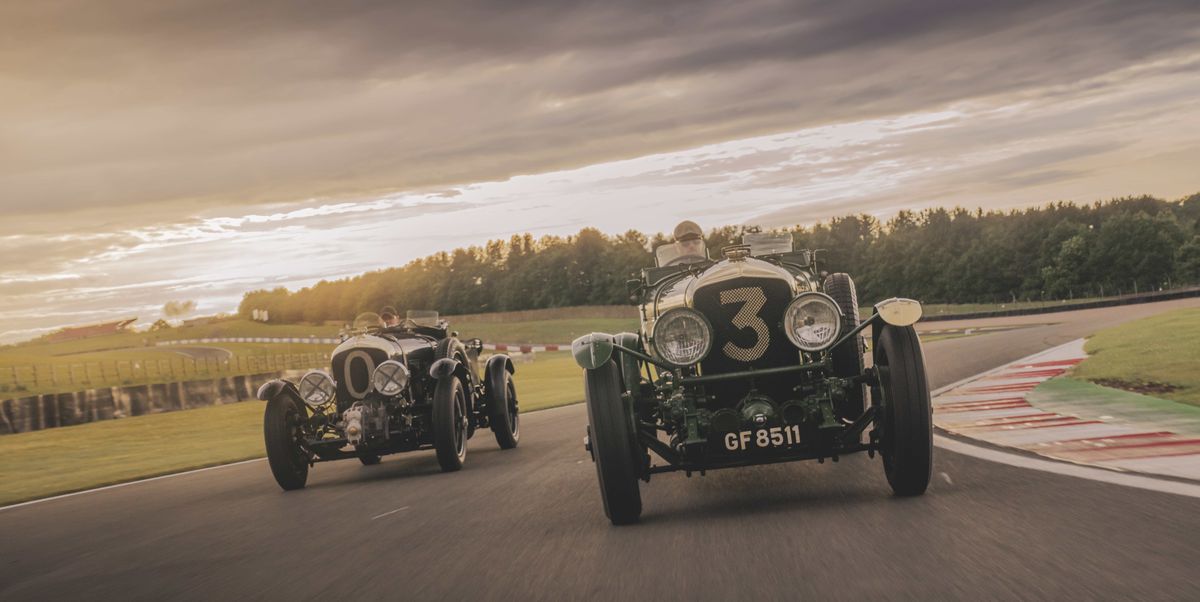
top-left (0, 351), bottom-right (582, 506)
top-left (1074, 307), bottom-right (1200, 407)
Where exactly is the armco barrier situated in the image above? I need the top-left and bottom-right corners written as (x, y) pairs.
top-left (0, 370), bottom-right (306, 435)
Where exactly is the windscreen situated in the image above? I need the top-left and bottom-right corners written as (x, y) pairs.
top-left (351, 312), bottom-right (384, 331)
top-left (654, 241), bottom-right (709, 267)
top-left (742, 232), bottom-right (794, 256)
top-left (406, 310), bottom-right (440, 327)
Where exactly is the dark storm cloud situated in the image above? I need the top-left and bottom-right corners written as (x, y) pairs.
top-left (2, 0), bottom-right (1198, 224)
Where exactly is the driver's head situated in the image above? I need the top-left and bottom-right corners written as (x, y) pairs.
top-left (380, 306), bottom-right (398, 326)
top-left (673, 220), bottom-right (705, 258)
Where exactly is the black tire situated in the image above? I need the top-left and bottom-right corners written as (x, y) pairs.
top-left (436, 337), bottom-right (476, 439)
top-left (263, 392), bottom-right (309, 491)
top-left (359, 455), bottom-right (381, 466)
top-left (435, 336), bottom-right (466, 362)
top-left (824, 273), bottom-right (866, 419)
top-left (489, 368), bottom-right (520, 450)
top-left (433, 376), bottom-right (468, 472)
top-left (874, 325), bottom-right (933, 496)
top-left (584, 360), bottom-right (642, 525)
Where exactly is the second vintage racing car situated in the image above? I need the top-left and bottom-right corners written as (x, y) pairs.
top-left (573, 222), bottom-right (932, 524)
top-left (258, 310), bottom-right (520, 491)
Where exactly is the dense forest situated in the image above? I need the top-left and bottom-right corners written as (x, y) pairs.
top-left (240, 194), bottom-right (1200, 323)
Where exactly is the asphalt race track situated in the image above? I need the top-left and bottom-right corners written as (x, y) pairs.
top-left (3, 300), bottom-right (1200, 600)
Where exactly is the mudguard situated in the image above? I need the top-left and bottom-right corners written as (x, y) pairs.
top-left (257, 379), bottom-right (298, 402)
top-left (571, 332), bottom-right (615, 370)
top-left (612, 332), bottom-right (642, 393)
top-left (485, 353), bottom-right (515, 378)
top-left (429, 358), bottom-right (463, 380)
top-left (484, 354), bottom-right (514, 411)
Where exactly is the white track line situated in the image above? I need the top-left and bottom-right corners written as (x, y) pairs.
top-left (0, 401), bottom-right (586, 512)
top-left (934, 435), bottom-right (1200, 498)
top-left (0, 458), bottom-right (265, 512)
top-left (371, 506), bottom-right (410, 520)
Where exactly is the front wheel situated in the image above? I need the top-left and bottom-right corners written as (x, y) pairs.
top-left (585, 360), bottom-right (642, 525)
top-left (824, 273), bottom-right (866, 419)
top-left (489, 368), bottom-right (520, 450)
top-left (263, 392), bottom-right (310, 491)
top-left (433, 377), bottom-right (468, 472)
top-left (874, 324), bottom-right (933, 496)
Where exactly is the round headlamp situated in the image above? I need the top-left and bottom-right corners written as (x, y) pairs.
top-left (298, 370), bottom-right (336, 408)
top-left (371, 360), bottom-right (410, 396)
top-left (652, 308), bottom-right (713, 367)
top-left (783, 293), bottom-right (843, 352)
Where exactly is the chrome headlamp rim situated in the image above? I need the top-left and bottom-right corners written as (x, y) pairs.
top-left (298, 370), bottom-right (336, 408)
top-left (651, 307), bottom-right (714, 367)
top-left (371, 360), bottom-right (410, 397)
top-left (783, 292), bottom-right (843, 352)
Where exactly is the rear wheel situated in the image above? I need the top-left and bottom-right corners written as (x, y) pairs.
top-left (489, 369), bottom-right (520, 450)
top-left (433, 377), bottom-right (468, 472)
top-left (874, 325), bottom-right (932, 496)
top-left (824, 273), bottom-right (866, 419)
top-left (264, 392), bottom-right (309, 491)
top-left (584, 360), bottom-right (642, 525)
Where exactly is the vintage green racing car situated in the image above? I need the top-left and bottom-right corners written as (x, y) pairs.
top-left (573, 221), bottom-right (932, 524)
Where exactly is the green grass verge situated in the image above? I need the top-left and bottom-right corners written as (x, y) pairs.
top-left (1074, 307), bottom-right (1200, 407)
top-left (0, 401), bottom-right (267, 507)
top-left (0, 352), bottom-right (584, 506)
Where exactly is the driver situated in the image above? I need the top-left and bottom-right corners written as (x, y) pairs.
top-left (380, 306), bottom-right (400, 327)
top-left (672, 220), bottom-right (707, 262)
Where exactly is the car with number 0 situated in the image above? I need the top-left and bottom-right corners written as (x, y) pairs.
top-left (573, 221), bottom-right (932, 524)
top-left (258, 310), bottom-right (520, 491)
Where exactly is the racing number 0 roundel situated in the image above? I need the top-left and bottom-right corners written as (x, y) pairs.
top-left (341, 350), bottom-right (377, 399)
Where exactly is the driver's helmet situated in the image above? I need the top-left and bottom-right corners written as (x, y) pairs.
top-left (673, 220), bottom-right (705, 258)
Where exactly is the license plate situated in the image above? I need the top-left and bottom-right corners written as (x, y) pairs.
top-left (723, 425), bottom-right (802, 451)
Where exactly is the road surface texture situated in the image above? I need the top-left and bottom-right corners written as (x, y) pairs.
top-left (3, 300), bottom-right (1199, 600)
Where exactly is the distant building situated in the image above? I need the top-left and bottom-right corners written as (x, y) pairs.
top-left (43, 318), bottom-right (137, 343)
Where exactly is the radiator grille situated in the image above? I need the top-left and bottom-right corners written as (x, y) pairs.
top-left (694, 276), bottom-right (799, 405)
top-left (332, 347), bottom-right (390, 406)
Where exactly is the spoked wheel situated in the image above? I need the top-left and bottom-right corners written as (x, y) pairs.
top-left (263, 392), bottom-right (310, 491)
top-left (489, 369), bottom-right (520, 450)
top-left (359, 455), bottom-right (381, 466)
top-left (874, 324), bottom-right (933, 496)
top-left (433, 376), bottom-right (469, 472)
top-left (584, 360), bottom-right (642, 525)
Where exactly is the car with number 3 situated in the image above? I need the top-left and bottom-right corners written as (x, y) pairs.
top-left (573, 221), bottom-right (932, 524)
top-left (258, 310), bottom-right (520, 491)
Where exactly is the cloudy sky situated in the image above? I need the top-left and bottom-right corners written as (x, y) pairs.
top-left (2, 0), bottom-right (1200, 343)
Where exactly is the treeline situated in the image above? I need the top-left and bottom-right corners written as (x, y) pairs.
top-left (240, 194), bottom-right (1200, 323)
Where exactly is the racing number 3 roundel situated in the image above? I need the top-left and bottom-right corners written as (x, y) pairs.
top-left (719, 287), bottom-right (770, 362)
